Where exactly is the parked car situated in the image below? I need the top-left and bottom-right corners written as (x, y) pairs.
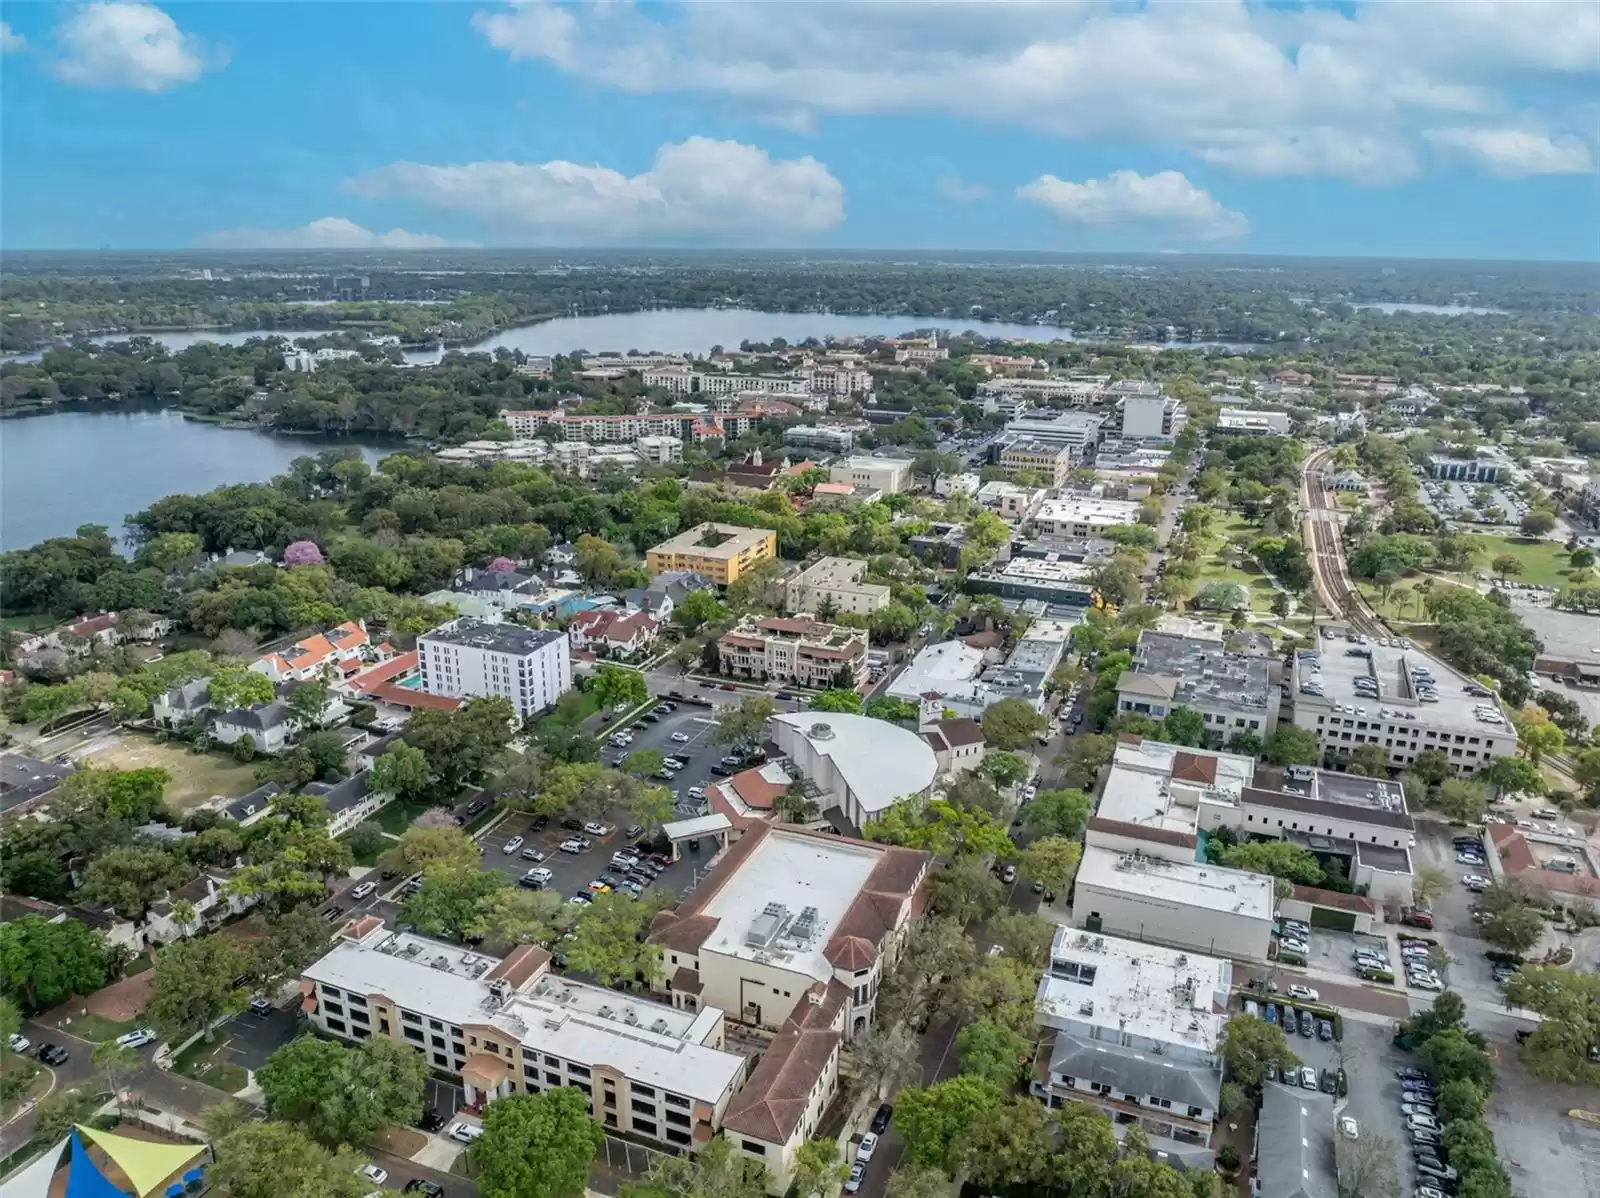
top-left (871, 1104), bottom-right (893, 1135)
top-left (559, 838), bottom-right (590, 854)
top-left (844, 1162), bottom-right (865, 1194)
top-left (7, 1034), bottom-right (29, 1054)
top-left (856, 1133), bottom-right (878, 1162)
top-left (417, 1109), bottom-right (447, 1132)
top-left (403, 1181), bottom-right (444, 1197)
top-left (521, 847), bottom-right (546, 862)
top-left (1299, 1066), bottom-right (1317, 1090)
top-left (1287, 984), bottom-right (1319, 1001)
top-left (358, 1165), bottom-right (389, 1187)
top-left (248, 998), bottom-right (273, 1016)
top-left (116, 1028), bottom-right (157, 1049)
top-left (502, 836), bottom-right (525, 855)
top-left (37, 1044), bottom-right (69, 1065)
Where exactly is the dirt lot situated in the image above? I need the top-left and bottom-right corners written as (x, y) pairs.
top-left (80, 733), bottom-right (259, 810)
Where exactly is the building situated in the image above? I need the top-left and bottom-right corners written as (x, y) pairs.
top-left (1000, 411), bottom-right (1107, 459)
top-left (451, 566), bottom-right (544, 610)
top-left (998, 439), bottom-right (1075, 486)
top-left (551, 441), bottom-right (644, 479)
top-left (646, 524), bottom-right (778, 588)
top-left (979, 376), bottom-right (1098, 404)
top-left (152, 677), bottom-right (212, 728)
top-left (210, 700), bottom-right (294, 754)
top-left (1072, 848), bottom-right (1275, 962)
top-left (636, 435), bottom-right (684, 464)
top-left (767, 712), bottom-right (939, 828)
top-left (567, 609), bottom-right (661, 658)
top-left (1330, 469), bottom-right (1367, 492)
top-left (806, 482), bottom-right (882, 506)
top-left (622, 570), bottom-right (718, 621)
top-left (964, 556), bottom-right (1096, 607)
top-left (716, 618), bottom-right (868, 689)
top-left (1032, 929), bottom-right (1228, 1168)
top-left (1428, 454), bottom-right (1500, 482)
top-left (1216, 409), bottom-right (1292, 436)
top-left (1255, 1084), bottom-right (1337, 1198)
top-left (303, 920), bottom-right (746, 1153)
top-left (783, 558), bottom-right (891, 618)
top-left (146, 869), bottom-right (259, 943)
top-left (827, 456), bottom-right (913, 494)
top-left (499, 410), bottom-right (758, 445)
top-left (1115, 631), bottom-right (1280, 746)
top-left (975, 481), bottom-right (1049, 523)
top-left (1121, 394), bottom-right (1186, 440)
top-left (885, 619), bottom-right (1075, 720)
top-left (417, 620), bottom-right (572, 720)
top-left (252, 621), bottom-right (369, 683)
top-left (783, 424), bottom-right (858, 455)
top-left (1287, 637), bottom-right (1513, 775)
top-left (1032, 496), bottom-right (1143, 538)
top-left (808, 365), bottom-right (872, 395)
top-left (918, 710), bottom-right (987, 775)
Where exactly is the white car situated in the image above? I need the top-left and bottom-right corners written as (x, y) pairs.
top-left (844, 1162), bottom-right (865, 1194)
top-left (559, 838), bottom-right (588, 854)
top-left (502, 836), bottom-right (525, 855)
top-left (356, 1164), bottom-right (388, 1186)
top-left (449, 1121), bottom-right (484, 1143)
top-left (583, 822), bottom-right (611, 837)
top-left (856, 1132), bottom-right (878, 1162)
top-left (1339, 1116), bottom-right (1359, 1140)
top-left (8, 1034), bottom-right (30, 1054)
top-left (670, 732), bottom-right (691, 743)
top-left (1287, 985), bottom-right (1319, 1002)
top-left (1299, 1066), bottom-right (1317, 1089)
top-left (522, 867), bottom-right (553, 886)
top-left (116, 1028), bottom-right (157, 1049)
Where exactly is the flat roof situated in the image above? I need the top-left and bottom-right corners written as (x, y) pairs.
top-left (1291, 637), bottom-right (1509, 734)
top-left (1125, 630), bottom-right (1275, 715)
top-left (649, 522), bottom-right (774, 560)
top-left (1038, 926), bottom-right (1230, 1052)
top-left (696, 827), bottom-right (884, 983)
top-left (662, 813), bottom-right (733, 839)
top-left (1075, 844), bottom-right (1275, 922)
top-left (1036, 497), bottom-right (1143, 525)
top-left (420, 620), bottom-right (565, 656)
top-left (304, 932), bottom-right (744, 1104)
top-left (771, 711), bottom-right (938, 816)
top-left (1099, 739), bottom-right (1256, 833)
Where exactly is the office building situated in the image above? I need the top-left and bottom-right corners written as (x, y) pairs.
top-left (716, 617), bottom-right (868, 690)
top-left (784, 558), bottom-right (891, 617)
top-left (1120, 394), bottom-right (1186, 440)
top-left (1428, 454), bottom-right (1501, 483)
top-left (885, 618), bottom-right (1074, 720)
top-left (975, 481), bottom-right (1049, 523)
top-left (964, 556), bottom-right (1096, 607)
top-left (1115, 631), bottom-right (1280, 745)
top-left (783, 425), bottom-right (858, 454)
top-left (828, 456), bottom-right (914, 494)
top-left (979, 376), bottom-right (1099, 404)
top-left (999, 439), bottom-right (1076, 486)
top-left (417, 620), bottom-right (572, 720)
top-left (1216, 409), bottom-right (1292, 436)
top-left (767, 712), bottom-right (939, 828)
top-left (647, 524), bottom-right (778, 587)
top-left (303, 920), bottom-right (745, 1152)
top-left (649, 825), bottom-right (933, 1190)
top-left (1032, 929), bottom-right (1229, 1169)
top-left (636, 435), bottom-right (684, 464)
top-left (1000, 411), bottom-right (1107, 459)
top-left (1033, 496), bottom-right (1143, 538)
top-left (1288, 637), bottom-right (1513, 775)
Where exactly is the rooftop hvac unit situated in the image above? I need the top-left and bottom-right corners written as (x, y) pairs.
top-left (651, 1019), bottom-right (671, 1035)
top-left (599, 1005), bottom-right (615, 1019)
top-left (1176, 955), bottom-right (1188, 966)
top-left (431, 957), bottom-right (450, 971)
top-left (624, 1009), bottom-right (640, 1026)
top-left (1078, 1001), bottom-right (1095, 1017)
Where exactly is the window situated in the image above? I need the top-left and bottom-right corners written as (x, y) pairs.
top-left (403, 1027), bottom-right (423, 1044)
top-left (665, 1093), bottom-right (690, 1109)
top-left (741, 1142), bottom-right (767, 1156)
top-left (666, 1129), bottom-right (691, 1146)
top-left (431, 1036), bottom-right (445, 1049)
top-left (634, 1084), bottom-right (656, 1097)
top-left (350, 1009), bottom-right (369, 1026)
top-left (429, 1019), bottom-right (443, 1031)
top-left (326, 1018), bottom-right (347, 1034)
top-left (568, 1064), bottom-right (591, 1079)
top-left (666, 1110), bottom-right (691, 1129)
top-left (434, 1053), bottom-right (450, 1067)
top-left (321, 985), bottom-right (344, 999)
top-left (347, 994), bottom-right (367, 1008)
top-left (634, 1101), bottom-right (657, 1117)
top-left (546, 1071), bottom-right (561, 1086)
top-left (401, 1011), bottom-right (421, 1025)
top-left (544, 1053), bottom-right (561, 1067)
top-left (1188, 1106), bottom-right (1204, 1119)
top-left (323, 1001), bottom-right (344, 1017)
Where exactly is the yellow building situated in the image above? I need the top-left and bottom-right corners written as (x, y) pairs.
top-left (998, 438), bottom-right (1076, 486)
top-left (646, 522), bottom-right (777, 586)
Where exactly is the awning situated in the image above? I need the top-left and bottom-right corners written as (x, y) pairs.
top-left (75, 1124), bottom-right (207, 1197)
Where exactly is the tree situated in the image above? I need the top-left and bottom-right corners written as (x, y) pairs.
top-left (956, 957), bottom-right (1039, 1035)
top-left (1418, 1028), bottom-right (1495, 1092)
top-left (894, 1074), bottom-right (1003, 1176)
top-left (1412, 747), bottom-right (1453, 785)
top-left (955, 1018), bottom-right (1031, 1088)
top-left (77, 845), bottom-right (193, 921)
top-left (911, 450), bottom-right (962, 491)
top-left (1347, 743), bottom-right (1390, 777)
top-left (346, 821), bottom-right (387, 861)
top-left (1219, 1014), bottom-right (1300, 1089)
top-left (33, 1087), bottom-right (106, 1146)
top-left (1220, 839), bottom-right (1324, 886)
top-left (867, 696), bottom-right (921, 723)
top-left (618, 1133), bottom-right (769, 1198)
top-left (467, 1088), bottom-right (605, 1198)
top-left (1490, 554), bottom-right (1523, 581)
top-left (673, 587), bottom-right (726, 633)
top-left (147, 933), bottom-right (249, 1042)
top-left (1436, 778), bottom-right (1489, 823)
top-left (809, 688), bottom-right (864, 714)
top-left (566, 890), bottom-right (664, 987)
top-left (466, 887), bottom-right (565, 947)
top-left (1412, 865), bottom-right (1452, 907)
top-left (978, 750), bottom-right (1029, 790)
top-left (867, 798), bottom-right (1014, 859)
top-left (1504, 967), bottom-right (1600, 1083)
top-left (590, 664), bottom-right (647, 710)
top-left (404, 865), bottom-right (508, 940)
top-left (92, 1039), bottom-right (141, 1106)
top-left (1022, 787), bottom-right (1093, 840)
top-left (985, 911), bottom-right (1055, 968)
top-left (619, 749), bottom-right (664, 779)
top-left (379, 824), bottom-right (480, 878)
top-left (1482, 755), bottom-right (1544, 798)
top-left (852, 1023), bottom-right (923, 1101)
top-left (1157, 705), bottom-right (1205, 747)
top-left (209, 664), bottom-right (276, 711)
top-left (405, 696), bottom-right (517, 795)
top-left (1520, 509), bottom-right (1557, 537)
top-left (209, 1121), bottom-right (373, 1198)
top-left (1053, 734), bottom-right (1113, 789)
top-left (0, 915), bottom-right (109, 1012)
top-left (1018, 836), bottom-right (1080, 897)
top-left (792, 1138), bottom-right (850, 1197)
top-left (711, 694), bottom-right (776, 745)
top-left (573, 534), bottom-right (624, 586)
top-left (1479, 900), bottom-right (1545, 955)
top-left (1437, 1078), bottom-right (1486, 1125)
top-left (877, 917), bottom-right (976, 1030)
top-left (197, 1097), bottom-right (253, 1142)
top-left (1336, 1130), bottom-right (1401, 1198)
top-left (980, 698), bottom-right (1048, 750)
top-left (1518, 718), bottom-right (1565, 765)
top-left (0, 996), bottom-right (19, 1044)
top-left (927, 858), bottom-right (1005, 924)
top-left (370, 742), bottom-right (430, 802)
top-left (287, 680), bottom-right (330, 731)
top-left (259, 1032), bottom-right (429, 1148)
top-left (772, 781), bottom-right (819, 825)
top-left (885, 1164), bottom-right (955, 1198)
top-left (1264, 725), bottom-right (1321, 766)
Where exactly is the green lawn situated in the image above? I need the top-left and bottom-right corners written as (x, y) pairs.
top-left (172, 1037), bottom-right (249, 1094)
top-left (1460, 534), bottom-right (1578, 587)
top-left (373, 798), bottom-right (434, 835)
top-left (0, 613), bottom-right (58, 632)
top-left (57, 1012), bottom-right (138, 1043)
top-left (81, 735), bottom-right (259, 810)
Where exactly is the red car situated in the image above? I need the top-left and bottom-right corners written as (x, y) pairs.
top-left (720, 683), bottom-right (737, 691)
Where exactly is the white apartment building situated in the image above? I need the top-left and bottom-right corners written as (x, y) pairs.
top-left (1121, 394), bottom-right (1187, 440)
top-left (829, 456), bottom-right (914, 494)
top-left (303, 920), bottom-right (745, 1152)
top-left (1216, 409), bottom-right (1292, 436)
top-left (1289, 638), bottom-right (1513, 776)
top-left (498, 410), bottom-right (757, 444)
top-left (717, 617), bottom-right (868, 690)
top-left (783, 425), bottom-right (858, 454)
top-left (417, 620), bottom-right (572, 720)
top-left (636, 435), bottom-right (684, 464)
top-left (784, 557), bottom-right (892, 617)
top-left (808, 365), bottom-right (872, 395)
top-left (979, 376), bottom-right (1097, 403)
top-left (1033, 929), bottom-right (1229, 1169)
top-left (1033, 496), bottom-right (1143, 537)
top-left (642, 367), bottom-right (809, 397)
top-left (975, 480), bottom-right (1048, 522)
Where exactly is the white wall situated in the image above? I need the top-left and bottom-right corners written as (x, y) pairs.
top-left (419, 632), bottom-right (572, 720)
top-left (1072, 881), bottom-right (1272, 961)
top-left (1236, 801), bottom-right (1411, 851)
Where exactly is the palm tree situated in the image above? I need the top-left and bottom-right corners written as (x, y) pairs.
top-left (170, 899), bottom-right (198, 941)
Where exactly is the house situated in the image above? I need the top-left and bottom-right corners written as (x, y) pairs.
top-left (567, 609), bottom-right (662, 657)
top-left (450, 566), bottom-right (544, 609)
top-left (152, 677), bottom-right (213, 728)
top-left (1255, 1084), bottom-right (1337, 1198)
top-left (918, 709), bottom-right (987, 774)
top-left (303, 772), bottom-right (389, 836)
top-left (223, 781), bottom-right (284, 826)
top-left (252, 621), bottom-right (369, 683)
top-left (211, 701), bottom-right (294, 754)
top-left (15, 610), bottom-right (171, 657)
top-left (146, 869), bottom-right (258, 943)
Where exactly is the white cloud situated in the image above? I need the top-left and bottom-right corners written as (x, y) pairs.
top-left (1426, 127), bottom-right (1595, 177)
top-left (2, 22), bottom-right (25, 53)
top-left (1018, 170), bottom-right (1249, 241)
top-left (54, 2), bottom-right (216, 92)
top-left (196, 217), bottom-right (472, 250)
top-left (936, 176), bottom-right (989, 202)
top-left (345, 138), bottom-right (844, 241)
top-left (470, 1), bottom-right (1598, 183)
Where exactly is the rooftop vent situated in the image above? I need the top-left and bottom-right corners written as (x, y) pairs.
top-left (807, 723), bottom-right (836, 741)
top-left (651, 1019), bottom-right (671, 1035)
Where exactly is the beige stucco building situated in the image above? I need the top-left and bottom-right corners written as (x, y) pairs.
top-left (783, 557), bottom-right (891, 617)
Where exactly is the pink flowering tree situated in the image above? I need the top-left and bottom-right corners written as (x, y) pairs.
top-left (282, 540), bottom-right (324, 567)
top-left (414, 807), bottom-right (457, 829)
top-left (487, 556), bottom-right (516, 573)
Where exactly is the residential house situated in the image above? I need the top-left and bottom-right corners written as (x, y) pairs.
top-left (567, 609), bottom-right (662, 658)
top-left (146, 869), bottom-right (258, 943)
top-left (622, 570), bottom-right (718, 621)
top-left (451, 567), bottom-right (544, 610)
top-left (252, 621), bottom-right (370, 683)
top-left (152, 677), bottom-right (212, 728)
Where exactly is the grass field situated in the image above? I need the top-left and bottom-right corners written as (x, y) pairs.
top-left (82, 735), bottom-right (259, 810)
top-left (373, 798), bottom-right (434, 835)
top-left (0, 614), bottom-right (58, 632)
top-left (1460, 534), bottom-right (1578, 587)
top-left (172, 1037), bottom-right (249, 1094)
top-left (57, 1012), bottom-right (138, 1043)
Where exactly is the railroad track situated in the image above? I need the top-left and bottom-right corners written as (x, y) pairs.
top-left (1300, 447), bottom-right (1388, 638)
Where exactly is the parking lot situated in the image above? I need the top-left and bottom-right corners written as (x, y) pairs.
top-left (1409, 824), bottom-right (1520, 1010)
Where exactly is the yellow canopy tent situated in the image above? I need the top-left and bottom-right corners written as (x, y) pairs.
top-left (72, 1126), bottom-right (207, 1198)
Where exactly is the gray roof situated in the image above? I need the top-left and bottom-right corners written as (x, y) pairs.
top-left (1048, 1033), bottom-right (1221, 1112)
top-left (225, 781), bottom-right (283, 821)
top-left (0, 754), bottom-right (75, 812)
top-left (304, 772), bottom-right (371, 815)
top-left (453, 568), bottom-right (540, 595)
top-left (160, 677), bottom-right (213, 712)
top-left (1256, 1083), bottom-right (1337, 1198)
top-left (420, 619), bottom-right (565, 656)
top-left (217, 700), bottom-right (290, 732)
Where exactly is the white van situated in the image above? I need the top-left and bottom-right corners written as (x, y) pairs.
top-left (352, 881), bottom-right (377, 900)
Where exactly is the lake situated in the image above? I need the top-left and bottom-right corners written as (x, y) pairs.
top-left (7, 306), bottom-right (1271, 365)
top-left (0, 409), bottom-right (392, 552)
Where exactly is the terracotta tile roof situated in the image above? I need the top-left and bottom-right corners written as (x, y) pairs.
top-left (935, 717), bottom-right (985, 748)
top-left (823, 845), bottom-right (928, 969)
top-left (1171, 751), bottom-right (1219, 785)
top-left (363, 683), bottom-right (462, 712)
top-left (485, 944), bottom-right (550, 989)
top-left (707, 784), bottom-right (766, 831)
top-left (70, 612), bottom-right (121, 636)
top-left (1290, 884), bottom-right (1376, 914)
top-left (261, 620), bottom-right (368, 676)
top-left (729, 766), bottom-right (787, 811)
top-left (339, 914), bottom-right (384, 942)
top-left (349, 650), bottom-right (417, 692)
top-left (721, 1024), bottom-right (842, 1143)
top-left (1487, 825), bottom-right (1600, 899)
top-left (826, 934), bottom-right (877, 971)
top-left (1087, 816), bottom-right (1198, 850)
top-left (462, 1052), bottom-right (512, 1087)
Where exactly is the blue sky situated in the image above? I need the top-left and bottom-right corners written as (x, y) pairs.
top-left (2, 2), bottom-right (1597, 258)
